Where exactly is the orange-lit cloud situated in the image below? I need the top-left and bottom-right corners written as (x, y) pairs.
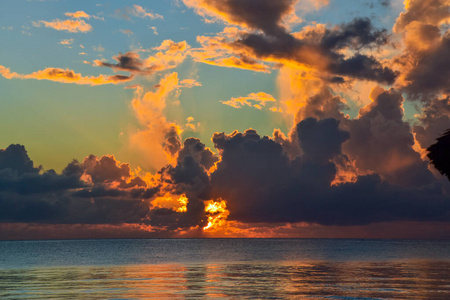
top-left (129, 72), bottom-right (200, 170)
top-left (394, 0), bottom-right (450, 33)
top-left (188, 8), bottom-right (395, 86)
top-left (392, 0), bottom-right (449, 97)
top-left (33, 19), bottom-right (92, 33)
top-left (0, 65), bottom-right (133, 86)
top-left (59, 38), bottom-right (74, 46)
top-left (277, 66), bottom-right (326, 120)
top-left (65, 11), bottom-right (91, 19)
top-left (2, 0), bottom-right (450, 241)
top-left (191, 27), bottom-right (273, 73)
top-left (179, 78), bottom-right (201, 88)
top-left (147, 40), bottom-right (190, 69)
top-left (221, 92), bottom-right (277, 110)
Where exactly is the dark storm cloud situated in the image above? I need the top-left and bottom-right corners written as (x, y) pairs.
top-left (320, 175), bottom-right (450, 225)
top-left (0, 145), bottom-right (83, 194)
top-left (414, 96), bottom-right (450, 149)
top-left (0, 192), bottom-right (151, 224)
top-left (149, 138), bottom-right (219, 230)
top-left (162, 126), bottom-right (182, 159)
top-left (233, 17), bottom-right (397, 84)
top-left (392, 0), bottom-right (449, 98)
top-left (328, 54), bottom-right (397, 84)
top-left (95, 52), bottom-right (156, 75)
top-left (0, 168), bottom-right (83, 195)
top-left (2, 110), bottom-right (450, 228)
top-left (0, 144), bottom-right (40, 175)
top-left (0, 146), bottom-right (156, 224)
top-left (82, 155), bottom-right (132, 184)
top-left (186, 0), bottom-right (397, 83)
top-left (319, 18), bottom-right (388, 50)
top-left (315, 18), bottom-right (397, 84)
top-left (222, 0), bottom-right (294, 36)
top-left (159, 138), bottom-right (218, 197)
top-left (0, 138), bottom-right (219, 231)
top-left (343, 88), bottom-right (434, 186)
top-left (209, 117), bottom-right (449, 225)
top-left (177, 138), bottom-right (219, 170)
top-left (187, 0), bottom-right (296, 37)
top-left (297, 118), bottom-right (350, 163)
top-left (403, 37), bottom-right (450, 97)
top-left (210, 128), bottom-right (293, 223)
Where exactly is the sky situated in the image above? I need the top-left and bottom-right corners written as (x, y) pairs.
top-left (0, 0), bottom-right (449, 239)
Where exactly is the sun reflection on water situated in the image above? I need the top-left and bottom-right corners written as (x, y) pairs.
top-left (1, 261), bottom-right (449, 299)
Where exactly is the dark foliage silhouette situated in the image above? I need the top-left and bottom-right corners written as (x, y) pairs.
top-left (427, 129), bottom-right (450, 180)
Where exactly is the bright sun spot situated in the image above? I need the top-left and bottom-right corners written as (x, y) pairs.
top-left (176, 194), bottom-right (188, 213)
top-left (203, 199), bottom-right (229, 231)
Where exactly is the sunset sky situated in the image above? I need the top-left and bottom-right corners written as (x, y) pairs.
top-left (1, 0), bottom-right (449, 239)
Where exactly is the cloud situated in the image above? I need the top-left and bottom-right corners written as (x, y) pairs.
top-left (209, 119), bottom-right (449, 225)
top-left (402, 37), bottom-right (450, 96)
top-left (234, 18), bottom-right (396, 84)
top-left (0, 65), bottom-right (133, 86)
top-left (0, 144), bottom-right (40, 176)
top-left (115, 5), bottom-right (163, 21)
top-left (393, 0), bottom-right (449, 98)
top-left (93, 40), bottom-right (190, 75)
top-left (295, 87), bottom-right (349, 122)
top-left (149, 26), bottom-right (158, 35)
top-left (191, 28), bottom-right (272, 73)
top-left (0, 145), bottom-right (156, 224)
top-left (183, 0), bottom-right (300, 35)
top-left (414, 96), bottom-right (450, 150)
top-left (120, 29), bottom-right (134, 36)
top-left (393, 0), bottom-right (450, 33)
top-left (32, 10), bottom-right (103, 33)
top-left (1, 112), bottom-right (449, 235)
top-left (343, 87), bottom-right (434, 186)
top-left (297, 117), bottom-right (350, 163)
top-left (179, 79), bottom-right (201, 88)
top-left (185, 0), bottom-right (397, 84)
top-left (59, 38), bottom-right (74, 46)
top-left (129, 73), bottom-right (196, 170)
top-left (33, 19), bottom-right (92, 33)
top-left (2, 0), bottom-right (450, 238)
top-left (221, 92), bottom-right (276, 110)
top-left (0, 138), bottom-right (223, 232)
top-left (65, 11), bottom-right (91, 19)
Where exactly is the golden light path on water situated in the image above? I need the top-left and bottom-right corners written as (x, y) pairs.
top-left (1, 261), bottom-right (449, 299)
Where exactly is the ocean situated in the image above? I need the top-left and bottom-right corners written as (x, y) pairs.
top-left (0, 239), bottom-right (449, 299)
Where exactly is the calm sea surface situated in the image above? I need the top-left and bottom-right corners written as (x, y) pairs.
top-left (0, 239), bottom-right (449, 299)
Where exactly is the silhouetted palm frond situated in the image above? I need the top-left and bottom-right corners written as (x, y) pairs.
top-left (427, 129), bottom-right (450, 180)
